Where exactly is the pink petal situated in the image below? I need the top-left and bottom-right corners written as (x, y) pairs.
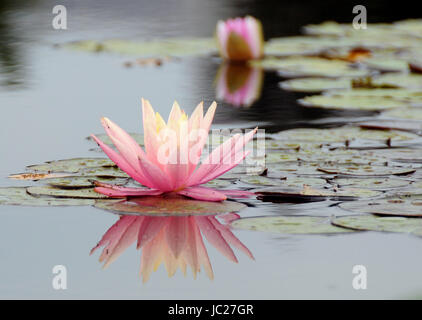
top-left (101, 117), bottom-right (146, 172)
top-left (91, 134), bottom-right (153, 188)
top-left (209, 216), bottom-right (254, 260)
top-left (195, 216), bottom-right (238, 263)
top-left (138, 157), bottom-right (173, 192)
top-left (177, 186), bottom-right (227, 202)
top-left (137, 217), bottom-right (168, 249)
top-left (165, 217), bottom-right (188, 259)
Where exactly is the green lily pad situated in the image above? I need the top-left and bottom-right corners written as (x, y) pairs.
top-left (256, 186), bottom-right (381, 202)
top-left (0, 187), bottom-right (95, 206)
top-left (265, 140), bottom-right (324, 151)
top-left (299, 94), bottom-right (410, 111)
top-left (273, 127), bottom-right (419, 143)
top-left (27, 158), bottom-right (116, 173)
top-left (241, 175), bottom-right (326, 188)
top-left (250, 57), bottom-right (369, 78)
top-left (232, 216), bottom-right (354, 234)
top-left (318, 164), bottom-right (416, 177)
top-left (358, 120), bottom-right (422, 132)
top-left (203, 179), bottom-right (233, 188)
top-left (78, 166), bottom-right (130, 178)
top-left (331, 177), bottom-right (411, 190)
top-left (61, 37), bottom-right (217, 57)
top-left (280, 77), bottom-right (352, 93)
top-left (368, 148), bottom-right (422, 163)
top-left (94, 194), bottom-right (246, 216)
top-left (372, 73), bottom-right (422, 89)
top-left (382, 107), bottom-right (422, 120)
top-left (45, 176), bottom-right (129, 189)
top-left (265, 148), bottom-right (389, 166)
top-left (331, 215), bottom-right (422, 236)
top-left (364, 58), bottom-right (410, 72)
top-left (339, 194), bottom-right (422, 217)
top-left (26, 186), bottom-right (108, 199)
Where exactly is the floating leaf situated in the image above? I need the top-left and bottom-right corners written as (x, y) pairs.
top-left (358, 120), bottom-right (422, 132)
top-left (26, 158), bottom-right (116, 173)
top-left (8, 173), bottom-right (68, 181)
top-left (299, 94), bottom-right (410, 111)
top-left (272, 127), bottom-right (419, 143)
top-left (280, 77), bottom-right (352, 92)
top-left (318, 164), bottom-right (416, 177)
top-left (372, 73), bottom-right (422, 89)
top-left (0, 187), bottom-right (95, 206)
top-left (241, 175), bottom-right (326, 188)
top-left (94, 194), bottom-right (246, 216)
top-left (250, 57), bottom-right (369, 78)
top-left (61, 38), bottom-right (217, 57)
top-left (382, 107), bottom-right (422, 120)
top-left (339, 194), bottom-right (422, 217)
top-left (45, 176), bottom-right (129, 189)
top-left (255, 185), bottom-right (381, 202)
top-left (26, 186), bottom-right (108, 199)
top-left (331, 215), bottom-right (422, 236)
top-left (231, 216), bottom-right (354, 234)
top-left (331, 177), bottom-right (411, 190)
top-left (364, 58), bottom-right (410, 72)
top-left (368, 148), bottom-right (422, 163)
top-left (78, 166), bottom-right (130, 178)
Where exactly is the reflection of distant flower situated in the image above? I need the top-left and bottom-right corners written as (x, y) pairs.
top-left (91, 213), bottom-right (253, 283)
top-left (216, 16), bottom-right (264, 61)
top-left (216, 63), bottom-right (263, 107)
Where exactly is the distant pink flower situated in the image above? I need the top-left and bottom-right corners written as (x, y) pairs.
top-left (91, 99), bottom-right (256, 202)
top-left (216, 63), bottom-right (263, 107)
top-left (216, 16), bottom-right (264, 61)
top-left (91, 214), bottom-right (253, 282)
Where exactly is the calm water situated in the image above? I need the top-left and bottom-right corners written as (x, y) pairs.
top-left (1, 0), bottom-right (422, 299)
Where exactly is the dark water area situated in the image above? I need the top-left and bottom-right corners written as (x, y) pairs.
top-left (1, 0), bottom-right (422, 299)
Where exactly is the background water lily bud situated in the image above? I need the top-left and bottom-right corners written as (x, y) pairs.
top-left (215, 62), bottom-right (263, 107)
top-left (216, 16), bottom-right (264, 61)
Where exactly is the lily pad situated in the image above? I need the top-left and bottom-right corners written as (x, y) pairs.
top-left (299, 94), bottom-right (410, 111)
top-left (231, 216), bottom-right (354, 234)
top-left (0, 187), bottom-right (95, 206)
top-left (318, 164), bottom-right (416, 177)
top-left (241, 175), bottom-right (326, 188)
top-left (94, 194), bottom-right (246, 216)
top-left (372, 73), bottom-right (422, 89)
top-left (331, 215), bottom-right (422, 236)
top-left (78, 166), bottom-right (130, 178)
top-left (45, 176), bottom-right (129, 189)
top-left (255, 185), bottom-right (381, 203)
top-left (331, 177), bottom-right (411, 190)
top-left (358, 120), bottom-right (422, 132)
top-left (26, 158), bottom-right (116, 173)
top-left (280, 77), bottom-right (352, 93)
top-left (61, 37), bottom-right (217, 57)
top-left (368, 148), bottom-right (422, 163)
top-left (382, 107), bottom-right (422, 120)
top-left (26, 186), bottom-right (108, 199)
top-left (272, 127), bottom-right (419, 143)
top-left (251, 57), bottom-right (369, 78)
top-left (364, 57), bottom-right (410, 72)
top-left (339, 195), bottom-right (422, 217)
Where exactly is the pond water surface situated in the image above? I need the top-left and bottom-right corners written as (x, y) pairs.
top-left (1, 0), bottom-right (422, 299)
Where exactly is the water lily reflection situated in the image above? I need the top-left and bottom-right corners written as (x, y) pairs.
top-left (91, 212), bottom-right (253, 282)
top-left (216, 63), bottom-right (263, 108)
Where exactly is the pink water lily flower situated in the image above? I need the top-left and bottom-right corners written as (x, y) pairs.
top-left (91, 213), bottom-right (252, 282)
top-left (216, 63), bottom-right (263, 107)
top-left (216, 16), bottom-right (264, 61)
top-left (91, 99), bottom-right (256, 202)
